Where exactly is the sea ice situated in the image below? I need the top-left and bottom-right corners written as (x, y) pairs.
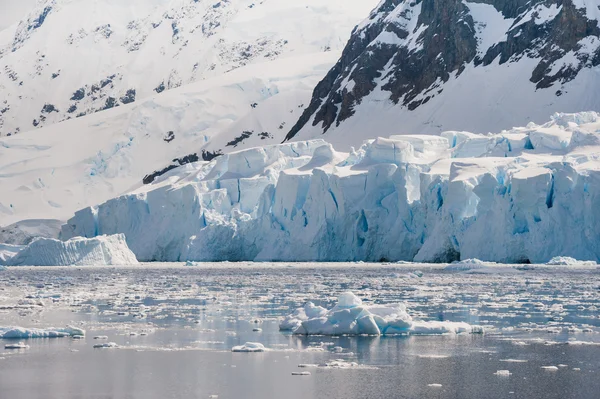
top-left (4, 342), bottom-right (29, 350)
top-left (0, 326), bottom-right (85, 339)
top-left (231, 342), bottom-right (267, 352)
top-left (93, 342), bottom-right (119, 349)
top-left (546, 257), bottom-right (597, 266)
top-left (281, 292), bottom-right (483, 336)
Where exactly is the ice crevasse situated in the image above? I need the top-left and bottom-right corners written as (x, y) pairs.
top-left (279, 292), bottom-right (483, 336)
top-left (61, 112), bottom-right (600, 263)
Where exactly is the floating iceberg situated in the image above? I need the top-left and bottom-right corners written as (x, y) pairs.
top-left (280, 292), bottom-right (483, 336)
top-left (545, 257), bottom-right (597, 266)
top-left (93, 342), bottom-right (119, 349)
top-left (0, 234), bottom-right (138, 266)
top-left (61, 113), bottom-right (600, 263)
top-left (5, 342), bottom-right (29, 350)
top-left (0, 326), bottom-right (85, 339)
top-left (231, 342), bottom-right (267, 352)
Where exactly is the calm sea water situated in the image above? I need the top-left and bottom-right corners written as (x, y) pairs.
top-left (0, 264), bottom-right (598, 399)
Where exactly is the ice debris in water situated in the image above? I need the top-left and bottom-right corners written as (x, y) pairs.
top-left (545, 257), bottom-right (597, 266)
top-left (280, 292), bottom-right (483, 336)
top-left (5, 342), bottom-right (29, 349)
top-left (444, 259), bottom-right (489, 271)
top-left (231, 342), bottom-right (267, 352)
top-left (93, 342), bottom-right (119, 349)
top-left (541, 366), bottom-right (559, 371)
top-left (0, 234), bottom-right (137, 266)
top-left (494, 370), bottom-right (512, 377)
top-left (0, 326), bottom-right (85, 339)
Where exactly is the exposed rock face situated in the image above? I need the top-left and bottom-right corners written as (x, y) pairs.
top-left (286, 0), bottom-right (600, 141)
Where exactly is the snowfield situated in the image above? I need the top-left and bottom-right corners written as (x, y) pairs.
top-left (0, 0), bottom-right (378, 227)
top-left (60, 112), bottom-right (600, 264)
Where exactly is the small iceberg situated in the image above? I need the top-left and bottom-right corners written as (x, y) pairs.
top-left (231, 342), bottom-right (267, 352)
top-left (280, 292), bottom-right (483, 336)
top-left (444, 259), bottom-right (489, 271)
top-left (0, 326), bottom-right (85, 339)
top-left (545, 257), bottom-right (596, 266)
top-left (5, 342), bottom-right (29, 350)
top-left (93, 342), bottom-right (119, 349)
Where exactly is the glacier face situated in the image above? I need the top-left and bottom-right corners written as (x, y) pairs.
top-left (62, 112), bottom-right (600, 264)
top-left (0, 234), bottom-right (138, 266)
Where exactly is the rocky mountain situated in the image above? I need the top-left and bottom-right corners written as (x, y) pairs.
top-left (286, 0), bottom-right (600, 149)
top-left (0, 0), bottom-right (376, 137)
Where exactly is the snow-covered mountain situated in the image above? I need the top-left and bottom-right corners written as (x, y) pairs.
top-left (0, 0), bottom-right (377, 137)
top-left (0, 0), bottom-right (378, 227)
top-left (286, 0), bottom-right (600, 149)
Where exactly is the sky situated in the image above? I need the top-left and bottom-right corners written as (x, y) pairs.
top-left (0, 0), bottom-right (37, 30)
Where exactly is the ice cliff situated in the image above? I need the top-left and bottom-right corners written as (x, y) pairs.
top-left (62, 112), bottom-right (600, 264)
top-left (0, 234), bottom-right (138, 266)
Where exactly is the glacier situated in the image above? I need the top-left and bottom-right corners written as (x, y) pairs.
top-left (61, 112), bottom-right (600, 264)
top-left (280, 292), bottom-right (483, 336)
top-left (0, 234), bottom-right (138, 266)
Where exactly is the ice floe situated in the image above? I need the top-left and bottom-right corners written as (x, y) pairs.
top-left (4, 342), bottom-right (29, 350)
top-left (0, 326), bottom-right (85, 339)
top-left (231, 342), bottom-right (267, 352)
top-left (546, 257), bottom-right (597, 266)
top-left (93, 342), bottom-right (119, 349)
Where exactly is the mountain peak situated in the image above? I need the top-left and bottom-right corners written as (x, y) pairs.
top-left (286, 0), bottom-right (600, 148)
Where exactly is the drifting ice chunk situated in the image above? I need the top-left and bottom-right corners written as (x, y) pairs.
top-left (1, 234), bottom-right (138, 266)
top-left (546, 257), bottom-right (597, 266)
top-left (231, 342), bottom-right (266, 352)
top-left (0, 326), bottom-right (85, 339)
top-left (93, 342), bottom-right (119, 349)
top-left (5, 342), bottom-right (29, 350)
top-left (284, 292), bottom-right (482, 336)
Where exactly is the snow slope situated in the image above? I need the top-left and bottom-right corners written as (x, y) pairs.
top-left (0, 0), bottom-right (379, 228)
top-left (62, 112), bottom-right (600, 264)
top-left (0, 234), bottom-right (138, 266)
top-left (0, 0), bottom-right (378, 137)
top-left (0, 53), bottom-right (342, 228)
